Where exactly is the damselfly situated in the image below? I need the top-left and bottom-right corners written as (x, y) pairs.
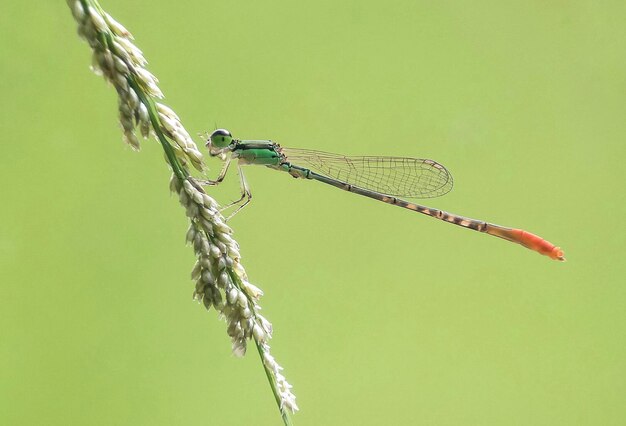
top-left (200, 129), bottom-right (564, 261)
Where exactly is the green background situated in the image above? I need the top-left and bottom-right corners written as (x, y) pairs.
top-left (1, 1), bottom-right (625, 425)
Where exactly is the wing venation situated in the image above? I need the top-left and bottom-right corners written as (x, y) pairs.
top-left (281, 148), bottom-right (453, 199)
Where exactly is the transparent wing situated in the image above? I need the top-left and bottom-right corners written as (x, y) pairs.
top-left (281, 148), bottom-right (453, 199)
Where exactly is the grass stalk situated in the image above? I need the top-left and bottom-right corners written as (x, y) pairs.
top-left (67, 1), bottom-right (297, 422)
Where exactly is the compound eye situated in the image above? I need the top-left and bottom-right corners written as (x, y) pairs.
top-left (209, 128), bottom-right (233, 148)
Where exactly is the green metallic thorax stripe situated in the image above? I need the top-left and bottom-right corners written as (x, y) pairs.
top-left (234, 141), bottom-right (282, 166)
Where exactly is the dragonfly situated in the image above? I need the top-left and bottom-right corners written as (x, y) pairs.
top-left (200, 129), bottom-right (565, 261)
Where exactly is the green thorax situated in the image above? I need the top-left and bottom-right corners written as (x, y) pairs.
top-left (233, 140), bottom-right (284, 166)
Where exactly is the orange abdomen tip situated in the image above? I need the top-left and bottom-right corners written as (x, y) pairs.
top-left (516, 229), bottom-right (566, 261)
top-left (488, 226), bottom-right (566, 261)
top-left (547, 246), bottom-right (566, 261)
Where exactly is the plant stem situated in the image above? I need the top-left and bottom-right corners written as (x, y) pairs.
top-left (228, 267), bottom-right (294, 425)
top-left (129, 77), bottom-right (188, 181)
top-left (255, 340), bottom-right (293, 426)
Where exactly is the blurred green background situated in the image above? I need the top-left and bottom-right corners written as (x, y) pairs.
top-left (1, 1), bottom-right (625, 425)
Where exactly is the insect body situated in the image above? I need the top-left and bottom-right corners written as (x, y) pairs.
top-left (202, 129), bottom-right (564, 261)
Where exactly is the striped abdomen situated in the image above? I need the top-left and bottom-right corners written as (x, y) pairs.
top-left (285, 163), bottom-right (565, 261)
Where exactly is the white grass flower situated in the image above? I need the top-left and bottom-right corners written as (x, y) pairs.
top-left (88, 6), bottom-right (108, 32)
top-left (70, 1), bottom-right (85, 21)
top-left (103, 12), bottom-right (133, 38)
top-left (67, 1), bottom-right (296, 422)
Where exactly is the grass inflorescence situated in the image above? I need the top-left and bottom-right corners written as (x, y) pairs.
top-left (66, 1), bottom-right (297, 422)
